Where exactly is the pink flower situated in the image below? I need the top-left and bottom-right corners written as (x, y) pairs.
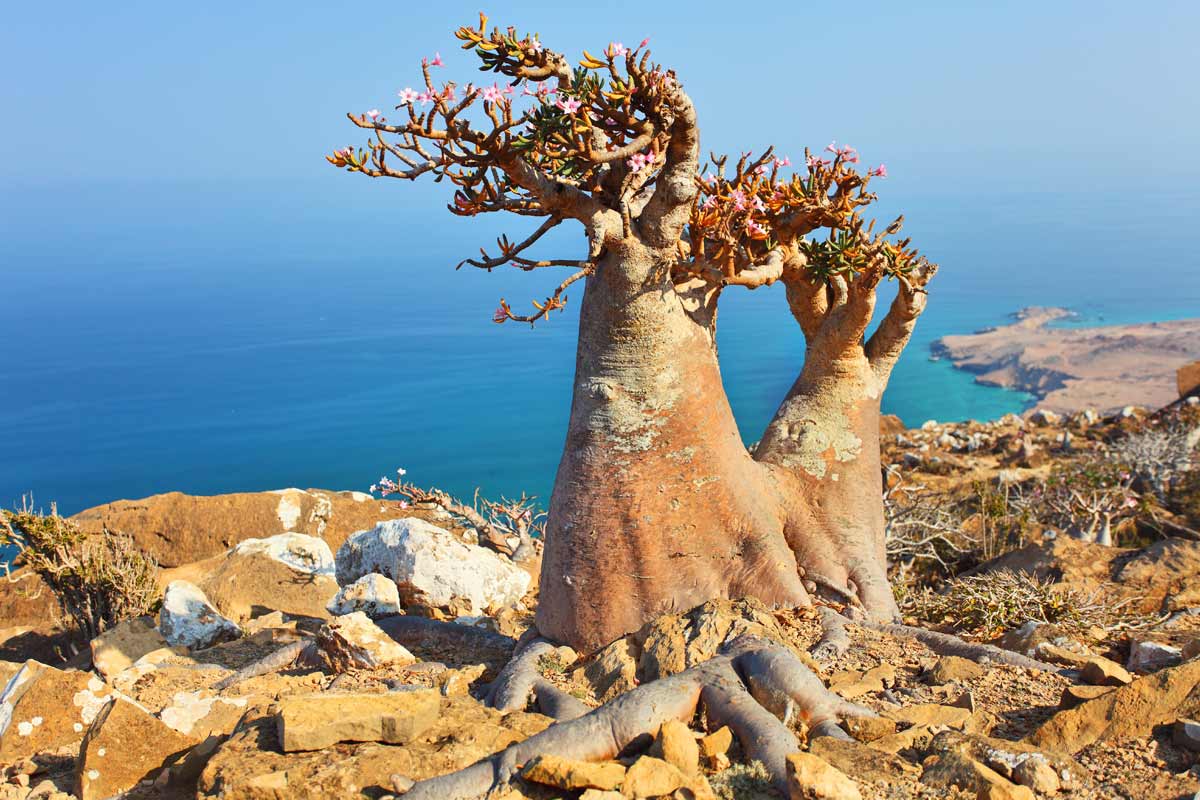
top-left (774, 156), bottom-right (791, 167)
top-left (868, 164), bottom-right (888, 178)
top-left (443, 86), bottom-right (457, 102)
top-left (745, 219), bottom-right (767, 236)
top-left (502, 84), bottom-right (514, 95)
top-left (398, 87), bottom-right (419, 104)
top-left (701, 195), bottom-right (718, 211)
top-left (626, 150), bottom-right (655, 172)
top-left (825, 141), bottom-right (839, 154)
top-left (753, 196), bottom-right (766, 212)
top-left (730, 189), bottom-right (747, 211)
top-left (754, 164), bottom-right (768, 176)
top-left (369, 484), bottom-right (378, 493)
top-left (417, 90), bottom-right (435, 104)
top-left (493, 306), bottom-right (508, 322)
top-left (481, 84), bottom-right (504, 103)
top-left (399, 500), bottom-right (410, 509)
top-left (396, 467), bottom-right (407, 477)
top-left (609, 42), bottom-right (628, 57)
top-left (639, 38), bottom-right (650, 48)
top-left (529, 39), bottom-right (544, 54)
top-left (557, 97), bottom-right (582, 113)
top-left (807, 154), bottom-right (830, 168)
top-left (366, 109), bottom-right (380, 120)
top-left (430, 52), bottom-right (443, 67)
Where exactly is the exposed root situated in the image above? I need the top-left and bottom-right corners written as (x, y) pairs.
top-left (212, 640), bottom-right (316, 691)
top-left (402, 634), bottom-right (874, 800)
top-left (480, 637), bottom-right (588, 720)
top-left (374, 615), bottom-right (517, 654)
top-left (865, 622), bottom-right (1060, 672)
top-left (809, 606), bottom-right (851, 662)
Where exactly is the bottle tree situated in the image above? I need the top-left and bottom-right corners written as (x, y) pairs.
top-left (331, 15), bottom-right (936, 655)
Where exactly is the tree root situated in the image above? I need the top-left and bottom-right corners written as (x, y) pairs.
top-left (402, 634), bottom-right (873, 800)
top-left (809, 606), bottom-right (851, 663)
top-left (481, 637), bottom-right (589, 720)
top-left (212, 640), bottom-right (317, 691)
top-left (865, 622), bottom-right (1060, 672)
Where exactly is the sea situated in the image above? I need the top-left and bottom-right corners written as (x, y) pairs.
top-left (2, 181), bottom-right (1198, 527)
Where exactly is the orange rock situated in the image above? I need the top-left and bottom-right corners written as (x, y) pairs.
top-left (75, 696), bottom-right (197, 800)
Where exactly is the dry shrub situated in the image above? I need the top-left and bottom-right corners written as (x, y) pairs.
top-left (2, 504), bottom-right (159, 641)
top-left (899, 569), bottom-right (1111, 638)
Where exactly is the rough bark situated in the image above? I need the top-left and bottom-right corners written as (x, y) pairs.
top-left (537, 244), bottom-right (916, 652)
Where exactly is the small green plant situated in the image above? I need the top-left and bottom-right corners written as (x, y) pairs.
top-left (2, 500), bottom-right (159, 641)
top-left (711, 761), bottom-right (776, 800)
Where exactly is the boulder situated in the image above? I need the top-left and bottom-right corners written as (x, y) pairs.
top-left (1178, 360), bottom-right (1200, 399)
top-left (276, 690), bottom-right (440, 751)
top-left (1112, 538), bottom-right (1200, 613)
top-left (1027, 409), bottom-right (1061, 426)
top-left (69, 488), bottom-right (420, 567)
top-left (1173, 718), bottom-right (1200, 752)
top-left (327, 573), bottom-right (403, 618)
top-left (698, 726), bottom-right (733, 768)
top-left (158, 690), bottom-right (251, 738)
top-left (0, 662), bottom-right (114, 762)
top-left (89, 616), bottom-right (168, 681)
top-left (158, 580), bottom-right (241, 649)
top-left (315, 612), bottom-right (416, 671)
top-left (192, 533), bottom-right (339, 623)
top-left (925, 656), bottom-right (984, 684)
top-left (921, 750), bottom-right (1033, 800)
top-left (1079, 656), bottom-right (1133, 686)
top-left (1126, 640), bottom-right (1183, 673)
top-left (1058, 684), bottom-right (1114, 710)
top-left (335, 518), bottom-right (531, 613)
top-left (1028, 657), bottom-right (1200, 752)
top-left (786, 752), bottom-right (862, 800)
top-left (74, 696), bottom-right (197, 800)
top-left (520, 755), bottom-right (626, 791)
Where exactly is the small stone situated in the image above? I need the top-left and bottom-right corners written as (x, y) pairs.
top-left (390, 774), bottom-right (415, 793)
top-left (785, 751), bottom-right (862, 800)
top-left (926, 656), bottom-right (984, 684)
top-left (1174, 719), bottom-right (1200, 752)
top-left (1012, 755), bottom-right (1060, 794)
top-left (808, 737), bottom-right (919, 782)
top-left (1126, 640), bottom-right (1183, 673)
top-left (520, 755), bottom-right (625, 791)
top-left (1036, 643), bottom-right (1094, 668)
top-left (622, 756), bottom-right (685, 798)
top-left (276, 690), bottom-right (439, 751)
top-left (89, 616), bottom-right (169, 681)
top-left (1183, 638), bottom-right (1200, 661)
top-left (843, 716), bottom-right (897, 743)
top-left (884, 703), bottom-right (972, 730)
top-left (1058, 684), bottom-right (1114, 710)
top-left (652, 720), bottom-right (700, 776)
top-left (158, 580), bottom-right (241, 650)
top-left (327, 573), bottom-right (403, 618)
top-left (315, 612), bottom-right (416, 671)
top-left (1079, 656), bottom-right (1133, 686)
top-left (698, 725), bottom-right (733, 765)
top-left (579, 791), bottom-right (623, 800)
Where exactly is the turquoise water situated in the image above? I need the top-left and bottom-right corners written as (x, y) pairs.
top-left (2, 182), bottom-right (1197, 519)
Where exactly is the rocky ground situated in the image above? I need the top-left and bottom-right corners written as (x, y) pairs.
top-left (2, 402), bottom-right (1200, 799)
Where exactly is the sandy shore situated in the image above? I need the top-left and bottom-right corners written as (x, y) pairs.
top-left (932, 307), bottom-right (1200, 413)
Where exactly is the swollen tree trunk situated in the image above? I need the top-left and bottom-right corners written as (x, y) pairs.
top-left (537, 245), bottom-right (909, 652)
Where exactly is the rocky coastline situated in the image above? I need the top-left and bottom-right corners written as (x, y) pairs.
top-left (931, 307), bottom-right (1200, 414)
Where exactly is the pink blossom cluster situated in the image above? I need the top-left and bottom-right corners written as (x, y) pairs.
top-left (369, 468), bottom-right (411, 507)
top-left (627, 150), bottom-right (655, 172)
top-left (825, 141), bottom-right (858, 163)
top-left (557, 97), bottom-right (583, 113)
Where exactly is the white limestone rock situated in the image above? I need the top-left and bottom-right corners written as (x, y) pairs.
top-left (158, 581), bottom-right (241, 650)
top-left (231, 532), bottom-right (335, 576)
top-left (336, 518), bottom-right (531, 613)
top-left (327, 573), bottom-right (402, 618)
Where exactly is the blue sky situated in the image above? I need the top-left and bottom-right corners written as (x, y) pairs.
top-left (3, 1), bottom-right (1198, 194)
